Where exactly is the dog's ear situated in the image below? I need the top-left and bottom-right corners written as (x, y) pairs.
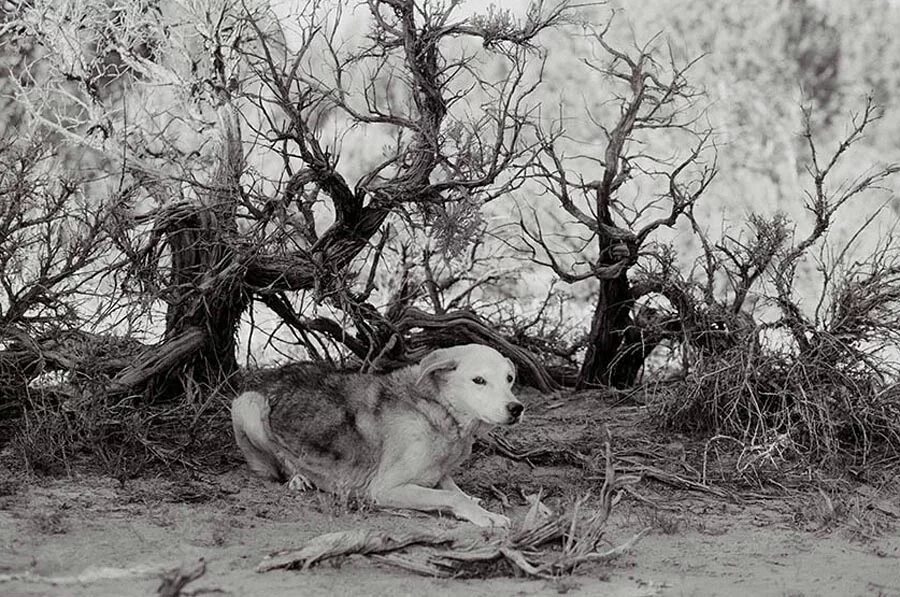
top-left (417, 348), bottom-right (458, 386)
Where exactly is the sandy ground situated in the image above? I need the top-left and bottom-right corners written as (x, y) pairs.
top-left (1, 469), bottom-right (898, 596)
top-left (1, 395), bottom-right (899, 596)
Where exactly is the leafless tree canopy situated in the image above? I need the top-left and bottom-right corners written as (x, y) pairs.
top-left (0, 0), bottom-right (575, 398)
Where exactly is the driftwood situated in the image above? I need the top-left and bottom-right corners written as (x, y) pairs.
top-left (0, 564), bottom-right (164, 586)
top-left (256, 530), bottom-right (453, 572)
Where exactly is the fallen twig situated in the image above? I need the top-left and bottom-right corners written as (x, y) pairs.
top-left (0, 564), bottom-right (163, 586)
top-left (480, 432), bottom-right (588, 466)
top-left (608, 458), bottom-right (734, 500)
top-left (256, 530), bottom-right (453, 572)
top-left (157, 559), bottom-right (206, 597)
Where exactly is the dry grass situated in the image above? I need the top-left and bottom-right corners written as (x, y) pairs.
top-left (650, 341), bottom-right (900, 471)
top-left (29, 507), bottom-right (70, 535)
top-left (8, 383), bottom-right (237, 479)
top-left (308, 481), bottom-right (373, 519)
top-left (785, 484), bottom-right (897, 541)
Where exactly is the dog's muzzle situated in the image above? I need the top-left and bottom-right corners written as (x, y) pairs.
top-left (505, 402), bottom-right (524, 423)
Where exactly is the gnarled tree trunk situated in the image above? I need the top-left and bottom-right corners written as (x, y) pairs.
top-left (577, 273), bottom-right (638, 389)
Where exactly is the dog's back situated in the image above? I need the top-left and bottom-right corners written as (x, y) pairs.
top-left (232, 363), bottom-right (383, 491)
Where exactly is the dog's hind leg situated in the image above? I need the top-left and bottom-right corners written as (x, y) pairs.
top-left (231, 391), bottom-right (282, 481)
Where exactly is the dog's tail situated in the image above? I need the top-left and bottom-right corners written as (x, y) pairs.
top-left (231, 391), bottom-right (283, 481)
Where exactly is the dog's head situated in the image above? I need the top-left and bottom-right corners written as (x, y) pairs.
top-left (417, 344), bottom-right (523, 425)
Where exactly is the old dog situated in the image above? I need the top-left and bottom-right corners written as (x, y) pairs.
top-left (231, 344), bottom-right (523, 527)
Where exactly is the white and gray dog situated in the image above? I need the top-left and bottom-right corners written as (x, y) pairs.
top-left (231, 344), bottom-right (523, 527)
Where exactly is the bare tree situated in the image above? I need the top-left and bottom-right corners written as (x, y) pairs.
top-left (521, 21), bottom-right (715, 388)
top-left (0, 137), bottom-right (130, 410)
top-left (1, 0), bottom-right (569, 400)
top-left (773, 98), bottom-right (900, 363)
top-left (653, 97), bottom-right (900, 462)
top-left (615, 96), bottom-right (900, 390)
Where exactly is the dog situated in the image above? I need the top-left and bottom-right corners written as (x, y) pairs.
top-left (231, 344), bottom-right (524, 527)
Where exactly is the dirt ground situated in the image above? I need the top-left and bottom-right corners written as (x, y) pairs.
top-left (1, 393), bottom-right (899, 597)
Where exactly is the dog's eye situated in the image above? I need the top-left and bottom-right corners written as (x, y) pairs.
top-left (507, 374), bottom-right (513, 383)
top-left (472, 376), bottom-right (486, 385)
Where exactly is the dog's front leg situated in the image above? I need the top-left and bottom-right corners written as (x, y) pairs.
top-left (438, 476), bottom-right (482, 505)
top-left (373, 484), bottom-right (509, 528)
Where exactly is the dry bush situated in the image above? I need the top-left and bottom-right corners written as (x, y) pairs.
top-left (649, 99), bottom-right (900, 469)
top-left (654, 342), bottom-right (900, 467)
top-left (11, 382), bottom-right (236, 478)
top-left (0, 139), bottom-right (112, 394)
top-left (0, 134), bottom-right (234, 477)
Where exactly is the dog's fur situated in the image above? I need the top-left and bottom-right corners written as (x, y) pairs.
top-left (231, 344), bottom-right (523, 527)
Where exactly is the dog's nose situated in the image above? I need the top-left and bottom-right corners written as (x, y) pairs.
top-left (506, 402), bottom-right (524, 418)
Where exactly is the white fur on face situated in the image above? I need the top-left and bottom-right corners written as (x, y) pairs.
top-left (427, 345), bottom-right (523, 425)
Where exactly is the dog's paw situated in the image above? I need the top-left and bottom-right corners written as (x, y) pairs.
top-left (486, 511), bottom-right (511, 528)
top-left (464, 507), bottom-right (510, 528)
top-left (288, 473), bottom-right (313, 492)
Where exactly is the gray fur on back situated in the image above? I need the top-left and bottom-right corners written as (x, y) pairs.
top-left (243, 362), bottom-right (461, 492)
